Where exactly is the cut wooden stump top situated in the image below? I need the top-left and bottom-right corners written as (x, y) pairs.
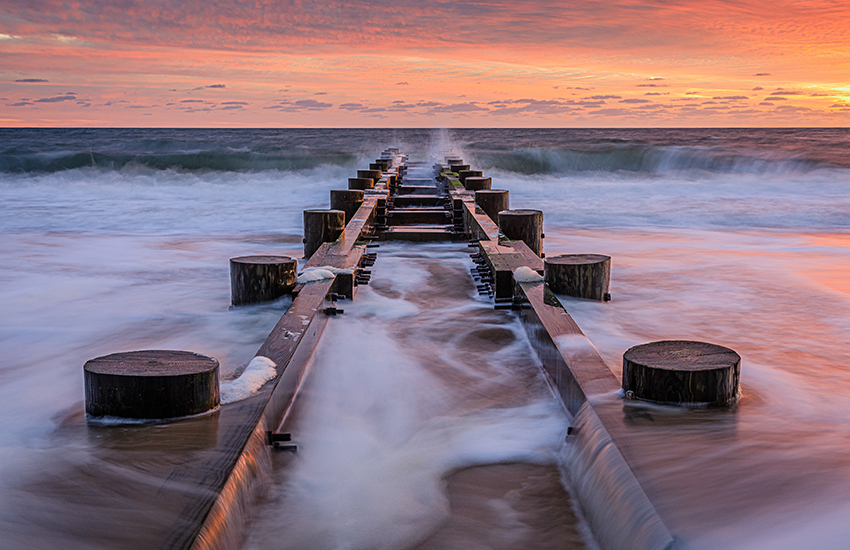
top-left (547, 254), bottom-right (610, 265)
top-left (230, 255), bottom-right (294, 265)
top-left (84, 350), bottom-right (219, 377)
top-left (499, 208), bottom-right (541, 216)
top-left (624, 340), bottom-right (740, 372)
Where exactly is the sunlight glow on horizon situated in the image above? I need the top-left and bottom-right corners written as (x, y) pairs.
top-left (1, 0), bottom-right (848, 127)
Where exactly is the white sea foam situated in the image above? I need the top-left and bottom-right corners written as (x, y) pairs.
top-left (245, 277), bottom-right (567, 550)
top-left (220, 355), bottom-right (278, 404)
top-left (296, 266), bottom-right (354, 283)
top-left (514, 265), bottom-right (544, 282)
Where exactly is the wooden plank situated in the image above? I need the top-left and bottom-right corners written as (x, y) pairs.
top-left (504, 240), bottom-right (544, 271)
top-left (189, 167), bottom-right (392, 548)
top-left (513, 280), bottom-right (675, 550)
top-left (174, 278), bottom-right (335, 550)
top-left (477, 238), bottom-right (542, 300)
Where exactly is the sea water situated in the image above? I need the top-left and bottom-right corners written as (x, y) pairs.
top-left (1, 128), bottom-right (850, 548)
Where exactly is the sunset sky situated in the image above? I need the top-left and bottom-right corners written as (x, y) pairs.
top-left (1, 0), bottom-right (849, 127)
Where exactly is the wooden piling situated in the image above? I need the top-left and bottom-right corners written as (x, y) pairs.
top-left (544, 254), bottom-right (611, 301)
top-left (475, 190), bottom-right (509, 223)
top-left (230, 255), bottom-right (298, 305)
top-left (498, 209), bottom-right (543, 257)
top-left (348, 177), bottom-right (375, 190)
top-left (330, 189), bottom-right (365, 224)
top-left (357, 169), bottom-right (382, 181)
top-left (450, 163), bottom-right (470, 173)
top-left (458, 169), bottom-right (483, 184)
top-left (303, 209), bottom-right (345, 259)
top-left (84, 350), bottom-right (220, 420)
top-left (623, 341), bottom-right (741, 406)
top-left (464, 176), bottom-right (492, 191)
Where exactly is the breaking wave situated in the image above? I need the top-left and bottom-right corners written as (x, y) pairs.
top-left (470, 145), bottom-right (837, 176)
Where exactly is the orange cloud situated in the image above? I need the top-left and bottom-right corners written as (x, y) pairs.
top-left (0, 0), bottom-right (848, 126)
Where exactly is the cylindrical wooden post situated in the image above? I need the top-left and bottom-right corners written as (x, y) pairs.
top-left (303, 209), bottom-right (345, 259)
top-left (348, 177), bottom-right (374, 190)
top-left (545, 254), bottom-right (611, 301)
top-left (464, 176), bottom-right (492, 191)
top-left (475, 190), bottom-right (509, 222)
top-left (446, 158), bottom-right (463, 165)
top-left (450, 164), bottom-right (470, 173)
top-left (498, 209), bottom-right (543, 256)
top-left (84, 350), bottom-right (220, 420)
top-left (375, 159), bottom-right (391, 170)
top-left (330, 189), bottom-right (364, 223)
top-left (230, 255), bottom-right (298, 305)
top-left (358, 169), bottom-right (382, 181)
top-left (622, 341), bottom-right (741, 406)
top-left (458, 170), bottom-right (483, 184)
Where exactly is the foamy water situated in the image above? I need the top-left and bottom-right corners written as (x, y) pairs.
top-left (244, 244), bottom-right (581, 550)
top-left (2, 128), bottom-right (850, 548)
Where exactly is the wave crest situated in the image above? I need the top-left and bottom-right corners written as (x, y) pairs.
top-left (473, 145), bottom-right (830, 175)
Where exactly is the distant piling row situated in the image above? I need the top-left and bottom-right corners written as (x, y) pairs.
top-left (437, 152), bottom-right (741, 407)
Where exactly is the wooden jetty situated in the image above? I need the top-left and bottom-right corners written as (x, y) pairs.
top-left (79, 148), bottom-right (701, 550)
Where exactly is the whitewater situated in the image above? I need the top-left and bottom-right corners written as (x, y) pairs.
top-left (2, 128), bottom-right (850, 549)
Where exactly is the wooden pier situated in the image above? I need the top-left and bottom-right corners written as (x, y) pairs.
top-left (79, 148), bottom-right (684, 550)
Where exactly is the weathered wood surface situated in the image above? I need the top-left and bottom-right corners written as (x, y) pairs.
top-left (457, 169), bottom-right (482, 183)
top-left (545, 254), bottom-right (610, 301)
top-left (348, 177), bottom-right (375, 190)
top-left (303, 209), bottom-right (345, 259)
top-left (330, 189), bottom-right (365, 223)
top-left (381, 226), bottom-right (459, 241)
top-left (623, 340), bottom-right (741, 405)
top-left (357, 169), bottom-right (382, 181)
top-left (189, 278), bottom-right (335, 550)
top-left (498, 209), bottom-right (543, 257)
top-left (464, 176), bottom-right (492, 191)
top-left (479, 240), bottom-right (543, 299)
top-left (474, 189), bottom-right (509, 222)
top-left (513, 280), bottom-right (675, 550)
top-left (387, 208), bottom-right (451, 225)
top-left (230, 255), bottom-right (297, 305)
top-left (84, 350), bottom-right (220, 420)
top-left (450, 186), bottom-right (500, 241)
top-left (190, 159), bottom-right (393, 549)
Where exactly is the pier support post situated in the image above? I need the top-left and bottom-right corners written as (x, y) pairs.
top-left (230, 255), bottom-right (298, 305)
top-left (330, 189), bottom-right (364, 223)
top-left (375, 159), bottom-right (391, 171)
top-left (458, 170), bottom-right (483, 184)
top-left (475, 190), bottom-right (509, 223)
top-left (84, 350), bottom-right (220, 420)
top-left (545, 254), bottom-right (611, 301)
top-left (498, 209), bottom-right (543, 257)
top-left (623, 341), bottom-right (741, 406)
top-left (303, 209), bottom-right (345, 259)
top-left (450, 163), bottom-right (470, 173)
top-left (348, 177), bottom-right (374, 190)
top-left (358, 169), bottom-right (382, 182)
top-left (446, 157), bottom-right (463, 166)
top-left (464, 176), bottom-right (492, 191)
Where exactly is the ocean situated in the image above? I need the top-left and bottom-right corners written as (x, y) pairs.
top-left (2, 127), bottom-right (850, 549)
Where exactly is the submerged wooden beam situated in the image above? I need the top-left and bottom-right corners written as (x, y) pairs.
top-left (189, 154), bottom-right (401, 550)
top-left (513, 280), bottom-right (675, 550)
